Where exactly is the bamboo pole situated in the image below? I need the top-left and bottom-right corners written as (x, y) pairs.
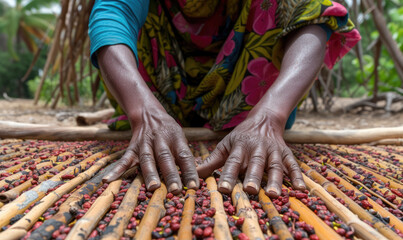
top-left (1, 121), bottom-right (403, 144)
top-left (206, 177), bottom-right (232, 240)
top-left (177, 189), bottom-right (196, 240)
top-left (302, 146), bottom-right (403, 204)
top-left (76, 108), bottom-right (115, 126)
top-left (369, 139), bottom-right (403, 146)
top-left (258, 189), bottom-right (293, 240)
top-left (303, 174), bottom-right (388, 240)
top-left (232, 182), bottom-right (265, 239)
top-left (298, 160), bottom-right (402, 240)
top-left (101, 175), bottom-right (143, 240)
top-left (360, 145), bottom-right (403, 162)
top-left (330, 145), bottom-right (401, 172)
top-left (66, 180), bottom-right (123, 240)
top-left (25, 151), bottom-right (124, 240)
top-left (134, 183), bottom-right (167, 240)
top-left (319, 145), bottom-right (403, 191)
top-left (0, 150), bottom-right (108, 227)
top-left (282, 186), bottom-right (343, 240)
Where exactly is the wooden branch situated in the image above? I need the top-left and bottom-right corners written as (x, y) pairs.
top-left (134, 183), bottom-right (167, 240)
top-left (2, 121), bottom-right (403, 144)
top-left (177, 189), bottom-right (196, 240)
top-left (283, 186), bottom-right (343, 240)
top-left (66, 180), bottom-right (123, 240)
top-left (258, 189), bottom-right (293, 240)
top-left (300, 161), bottom-right (402, 240)
top-left (206, 177), bottom-right (232, 240)
top-left (76, 108), bottom-right (114, 126)
top-left (232, 182), bottom-right (265, 239)
top-left (303, 174), bottom-right (388, 240)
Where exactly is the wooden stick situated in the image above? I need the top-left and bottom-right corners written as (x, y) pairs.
top-left (258, 189), bottom-right (293, 240)
top-left (302, 146), bottom-right (403, 204)
top-left (75, 108), bottom-right (114, 126)
top-left (101, 175), bottom-right (143, 240)
top-left (178, 189), bottom-right (196, 240)
top-left (2, 121), bottom-right (403, 144)
top-left (303, 174), bottom-right (388, 240)
top-left (299, 160), bottom-right (402, 240)
top-left (369, 138), bottom-right (403, 146)
top-left (66, 180), bottom-right (123, 240)
top-left (232, 182), bottom-right (265, 239)
top-left (282, 186), bottom-right (343, 240)
top-left (25, 152), bottom-right (124, 240)
top-left (0, 150), bottom-right (109, 228)
top-left (206, 177), bottom-right (232, 240)
top-left (360, 145), bottom-right (403, 162)
top-left (134, 183), bottom-right (167, 240)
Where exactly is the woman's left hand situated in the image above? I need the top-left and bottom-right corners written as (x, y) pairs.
top-left (197, 111), bottom-right (306, 198)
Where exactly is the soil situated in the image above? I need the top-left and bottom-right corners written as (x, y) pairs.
top-left (0, 98), bottom-right (402, 131)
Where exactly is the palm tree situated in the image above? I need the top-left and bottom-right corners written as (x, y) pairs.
top-left (0, 0), bottom-right (58, 60)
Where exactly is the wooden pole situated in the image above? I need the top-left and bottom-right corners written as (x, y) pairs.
top-left (1, 121), bottom-right (403, 144)
top-left (177, 189), bottom-right (196, 240)
top-left (101, 175), bottom-right (143, 240)
top-left (206, 177), bottom-right (232, 240)
top-left (303, 174), bottom-right (388, 240)
top-left (76, 108), bottom-right (114, 126)
top-left (66, 180), bottom-right (123, 240)
top-left (258, 189), bottom-right (293, 240)
top-left (299, 161), bottom-right (402, 240)
top-left (232, 182), bottom-right (265, 239)
top-left (134, 183), bottom-right (167, 240)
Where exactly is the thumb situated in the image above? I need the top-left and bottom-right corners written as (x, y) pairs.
top-left (103, 149), bottom-right (138, 182)
top-left (196, 141), bottom-right (228, 178)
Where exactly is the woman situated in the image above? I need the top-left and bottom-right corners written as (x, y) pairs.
top-left (89, 0), bottom-right (360, 197)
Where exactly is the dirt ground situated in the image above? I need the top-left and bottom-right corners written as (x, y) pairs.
top-left (0, 98), bottom-right (402, 130)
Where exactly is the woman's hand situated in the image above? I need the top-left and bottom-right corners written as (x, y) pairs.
top-left (103, 109), bottom-right (200, 194)
top-left (197, 110), bottom-right (305, 198)
top-left (98, 45), bottom-right (199, 194)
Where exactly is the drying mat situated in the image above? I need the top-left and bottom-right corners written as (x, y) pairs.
top-left (0, 139), bottom-right (402, 240)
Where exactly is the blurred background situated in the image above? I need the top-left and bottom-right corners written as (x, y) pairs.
top-left (0, 0), bottom-right (402, 129)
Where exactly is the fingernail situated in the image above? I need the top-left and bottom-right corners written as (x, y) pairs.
top-left (147, 180), bottom-right (159, 190)
top-left (296, 180), bottom-right (306, 189)
top-left (266, 187), bottom-right (279, 197)
top-left (218, 181), bottom-right (231, 193)
top-left (187, 180), bottom-right (197, 189)
top-left (245, 182), bottom-right (259, 194)
top-left (168, 183), bottom-right (180, 193)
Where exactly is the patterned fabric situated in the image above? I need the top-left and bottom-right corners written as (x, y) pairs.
top-left (103, 0), bottom-right (361, 131)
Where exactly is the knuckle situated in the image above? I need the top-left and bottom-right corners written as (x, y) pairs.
top-left (249, 155), bottom-right (265, 164)
top-left (177, 149), bottom-right (193, 160)
top-left (228, 155), bottom-right (243, 165)
top-left (284, 159), bottom-right (299, 170)
top-left (140, 152), bottom-right (154, 163)
top-left (268, 161), bottom-right (283, 170)
top-left (157, 150), bottom-right (172, 163)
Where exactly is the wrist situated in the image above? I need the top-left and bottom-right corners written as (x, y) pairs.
top-left (249, 105), bottom-right (289, 129)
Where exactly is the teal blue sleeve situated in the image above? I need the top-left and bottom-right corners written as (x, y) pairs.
top-left (88, 0), bottom-right (150, 68)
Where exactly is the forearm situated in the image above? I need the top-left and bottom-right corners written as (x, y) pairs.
top-left (252, 25), bottom-right (327, 125)
top-left (98, 45), bottom-right (166, 126)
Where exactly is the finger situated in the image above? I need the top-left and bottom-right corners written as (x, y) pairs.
top-left (103, 146), bottom-right (138, 182)
top-left (196, 140), bottom-right (229, 178)
top-left (243, 145), bottom-right (266, 195)
top-left (265, 150), bottom-right (283, 198)
top-left (282, 148), bottom-right (306, 191)
top-left (218, 143), bottom-right (245, 194)
top-left (154, 135), bottom-right (182, 194)
top-left (139, 139), bottom-right (161, 191)
top-left (174, 137), bottom-right (200, 190)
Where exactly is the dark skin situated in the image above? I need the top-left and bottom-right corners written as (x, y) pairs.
top-left (99, 24), bottom-right (327, 197)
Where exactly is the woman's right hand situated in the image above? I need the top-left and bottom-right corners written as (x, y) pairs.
top-left (102, 109), bottom-right (200, 194)
top-left (98, 45), bottom-right (199, 193)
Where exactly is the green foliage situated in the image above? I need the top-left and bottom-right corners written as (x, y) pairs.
top-left (0, 47), bottom-right (47, 98)
top-left (350, 6), bottom-right (403, 96)
top-left (0, 0), bottom-right (58, 60)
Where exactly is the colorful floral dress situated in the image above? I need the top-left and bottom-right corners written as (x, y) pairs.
top-left (89, 0), bottom-right (361, 131)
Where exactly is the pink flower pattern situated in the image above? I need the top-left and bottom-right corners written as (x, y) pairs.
top-left (216, 30), bottom-right (235, 64)
top-left (241, 57), bottom-right (279, 106)
top-left (251, 0), bottom-right (277, 35)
